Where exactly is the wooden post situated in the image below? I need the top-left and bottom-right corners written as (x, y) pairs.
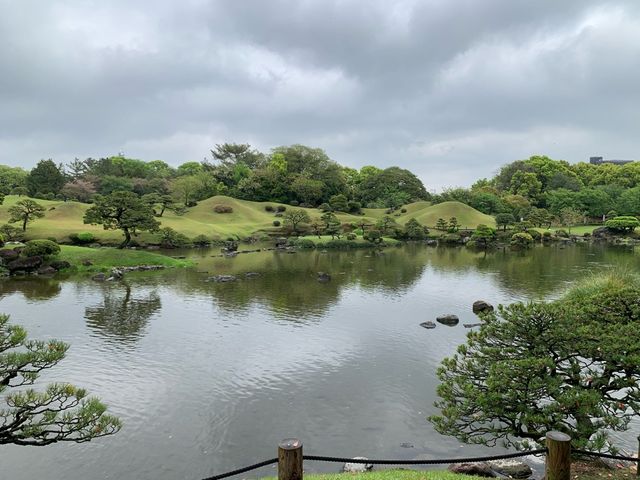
top-left (278, 438), bottom-right (303, 480)
top-left (546, 431), bottom-right (571, 480)
top-left (636, 435), bottom-right (639, 477)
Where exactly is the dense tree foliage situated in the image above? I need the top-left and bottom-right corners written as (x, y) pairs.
top-left (8, 199), bottom-right (45, 231)
top-left (83, 192), bottom-right (160, 247)
top-left (26, 160), bottom-right (66, 197)
top-left (430, 271), bottom-right (640, 451)
top-left (0, 314), bottom-right (121, 445)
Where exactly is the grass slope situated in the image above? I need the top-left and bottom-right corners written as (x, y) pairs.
top-left (57, 245), bottom-right (192, 272)
top-left (0, 195), bottom-right (492, 242)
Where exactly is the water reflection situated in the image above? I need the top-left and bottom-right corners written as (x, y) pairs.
top-left (85, 284), bottom-right (161, 343)
top-left (0, 276), bottom-right (62, 301)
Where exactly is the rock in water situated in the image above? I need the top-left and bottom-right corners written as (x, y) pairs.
top-left (449, 463), bottom-right (496, 477)
top-left (472, 300), bottom-right (494, 314)
top-left (488, 460), bottom-right (532, 479)
top-left (207, 275), bottom-right (237, 283)
top-left (420, 321), bottom-right (436, 329)
top-left (92, 273), bottom-right (107, 282)
top-left (436, 314), bottom-right (459, 326)
top-left (36, 266), bottom-right (57, 275)
top-left (317, 272), bottom-right (331, 282)
top-left (49, 260), bottom-right (71, 271)
top-left (343, 457), bottom-right (373, 473)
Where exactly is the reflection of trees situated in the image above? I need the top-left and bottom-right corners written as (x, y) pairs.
top-left (85, 285), bottom-right (161, 343)
top-left (0, 278), bottom-right (61, 301)
top-left (186, 248), bottom-right (427, 321)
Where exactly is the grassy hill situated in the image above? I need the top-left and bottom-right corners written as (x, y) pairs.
top-left (0, 195), bottom-right (493, 243)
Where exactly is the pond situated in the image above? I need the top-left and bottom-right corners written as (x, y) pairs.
top-left (0, 243), bottom-right (638, 480)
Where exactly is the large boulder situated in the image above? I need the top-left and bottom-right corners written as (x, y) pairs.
top-left (36, 266), bottom-right (57, 275)
top-left (472, 300), bottom-right (494, 314)
top-left (449, 463), bottom-right (496, 477)
top-left (488, 459), bottom-right (533, 479)
top-left (436, 314), bottom-right (459, 326)
top-left (0, 249), bottom-right (20, 264)
top-left (7, 256), bottom-right (43, 274)
top-left (343, 457), bottom-right (373, 473)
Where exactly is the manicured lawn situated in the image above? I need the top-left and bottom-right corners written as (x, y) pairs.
top-left (57, 245), bottom-right (193, 272)
top-left (0, 195), bottom-right (492, 242)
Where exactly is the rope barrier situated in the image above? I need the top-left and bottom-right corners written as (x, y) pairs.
top-left (303, 448), bottom-right (547, 465)
top-left (201, 458), bottom-right (278, 480)
top-left (571, 448), bottom-right (638, 463)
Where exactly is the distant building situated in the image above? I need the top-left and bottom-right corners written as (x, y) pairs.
top-left (589, 156), bottom-right (635, 165)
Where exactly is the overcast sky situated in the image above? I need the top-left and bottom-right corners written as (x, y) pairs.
top-left (2, 1), bottom-right (640, 191)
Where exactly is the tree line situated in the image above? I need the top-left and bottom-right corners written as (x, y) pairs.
top-left (0, 143), bottom-right (428, 211)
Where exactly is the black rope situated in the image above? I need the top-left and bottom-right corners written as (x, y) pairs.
top-left (303, 448), bottom-right (548, 465)
top-left (571, 449), bottom-right (638, 463)
top-left (201, 458), bottom-right (278, 480)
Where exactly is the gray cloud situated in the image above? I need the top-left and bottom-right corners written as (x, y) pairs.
top-left (1, 0), bottom-right (639, 189)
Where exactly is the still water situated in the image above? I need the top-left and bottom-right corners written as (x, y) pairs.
top-left (0, 244), bottom-right (638, 479)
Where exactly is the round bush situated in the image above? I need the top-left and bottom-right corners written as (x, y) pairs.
top-left (400, 208), bottom-right (407, 213)
top-left (213, 204), bottom-right (233, 214)
top-left (22, 239), bottom-right (60, 258)
top-left (510, 232), bottom-right (534, 248)
top-left (276, 205), bottom-right (287, 212)
top-left (264, 205), bottom-right (274, 212)
top-left (346, 233), bottom-right (356, 240)
top-left (69, 232), bottom-right (96, 245)
top-left (273, 220), bottom-right (281, 227)
top-left (555, 229), bottom-right (569, 238)
top-left (192, 234), bottom-right (211, 247)
top-left (289, 200), bottom-right (299, 206)
top-left (527, 229), bottom-right (542, 241)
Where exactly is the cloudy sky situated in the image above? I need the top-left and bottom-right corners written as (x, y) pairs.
top-left (2, 1), bottom-right (640, 191)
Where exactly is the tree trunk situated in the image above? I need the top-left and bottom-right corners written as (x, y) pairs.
top-left (120, 228), bottom-right (131, 249)
top-left (22, 217), bottom-right (27, 231)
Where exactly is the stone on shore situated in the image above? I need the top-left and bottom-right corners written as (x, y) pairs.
top-left (488, 459), bottom-right (533, 478)
top-left (472, 300), bottom-right (494, 314)
top-left (343, 457), bottom-right (373, 473)
top-left (449, 462), bottom-right (496, 477)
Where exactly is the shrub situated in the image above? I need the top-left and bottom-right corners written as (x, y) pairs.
top-left (273, 220), bottom-right (281, 227)
top-left (276, 205), bottom-right (286, 212)
top-left (542, 230), bottom-right (553, 239)
top-left (583, 232), bottom-right (592, 237)
top-left (510, 232), bottom-right (534, 248)
top-left (555, 229), bottom-right (570, 238)
top-left (400, 208), bottom-right (407, 213)
top-left (5, 231), bottom-right (23, 247)
top-left (0, 233), bottom-right (4, 247)
top-left (347, 200), bottom-right (362, 214)
top-left (364, 229), bottom-right (383, 244)
top-left (605, 216), bottom-right (640, 233)
top-left (69, 232), bottom-right (96, 245)
top-left (346, 233), bottom-right (356, 240)
top-left (319, 203), bottom-right (332, 212)
top-left (213, 204), bottom-right (233, 214)
top-left (289, 200), bottom-right (299, 206)
top-left (192, 234), bottom-right (210, 247)
top-left (274, 212), bottom-right (284, 218)
top-left (264, 205), bottom-right (274, 212)
top-left (441, 233), bottom-right (462, 244)
top-left (527, 229), bottom-right (542, 241)
top-left (293, 238), bottom-right (315, 249)
top-left (159, 227), bottom-right (191, 248)
top-left (186, 200), bottom-right (198, 207)
top-left (22, 239), bottom-right (60, 258)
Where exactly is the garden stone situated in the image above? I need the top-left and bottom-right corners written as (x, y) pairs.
top-left (317, 272), bottom-right (331, 282)
top-left (92, 273), bottom-right (106, 282)
top-left (472, 300), bottom-right (494, 314)
top-left (420, 321), bottom-right (436, 329)
top-left (449, 463), bottom-right (496, 477)
top-left (50, 260), bottom-right (71, 271)
top-left (488, 459), bottom-right (532, 479)
top-left (436, 314), bottom-right (459, 326)
top-left (36, 266), bottom-right (57, 275)
top-left (207, 275), bottom-right (237, 283)
top-left (7, 256), bottom-right (43, 274)
top-left (343, 457), bottom-right (373, 473)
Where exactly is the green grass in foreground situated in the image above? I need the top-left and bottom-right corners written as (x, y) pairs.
top-left (265, 470), bottom-right (483, 480)
top-left (57, 245), bottom-right (193, 272)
